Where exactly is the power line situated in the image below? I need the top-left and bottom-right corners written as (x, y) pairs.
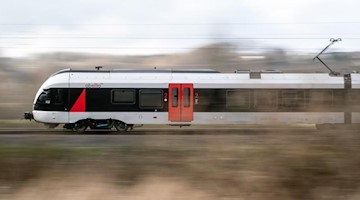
top-left (0, 46), bottom-right (358, 51)
top-left (0, 21), bottom-right (359, 26)
top-left (0, 46), bottom-right (207, 49)
top-left (2, 33), bottom-right (360, 36)
top-left (0, 37), bottom-right (360, 40)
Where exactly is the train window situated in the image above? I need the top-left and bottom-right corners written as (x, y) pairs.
top-left (112, 89), bottom-right (135, 104)
top-left (226, 90), bottom-right (251, 109)
top-left (184, 88), bottom-right (190, 107)
top-left (350, 90), bottom-right (360, 107)
top-left (172, 88), bottom-right (178, 107)
top-left (254, 90), bottom-right (278, 109)
top-left (309, 90), bottom-right (333, 106)
top-left (281, 90), bottom-right (305, 108)
top-left (139, 89), bottom-right (163, 109)
top-left (36, 90), bottom-right (51, 105)
top-left (53, 89), bottom-right (63, 105)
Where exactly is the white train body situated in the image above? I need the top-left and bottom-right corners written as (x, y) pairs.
top-left (26, 69), bottom-right (360, 130)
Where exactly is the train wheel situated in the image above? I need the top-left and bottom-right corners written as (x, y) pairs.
top-left (114, 121), bottom-right (128, 132)
top-left (74, 121), bottom-right (88, 133)
top-left (63, 124), bottom-right (75, 130)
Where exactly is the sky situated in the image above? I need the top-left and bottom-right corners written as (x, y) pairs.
top-left (0, 0), bottom-right (360, 57)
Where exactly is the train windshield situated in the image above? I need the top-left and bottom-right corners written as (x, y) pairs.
top-left (36, 90), bottom-right (51, 105)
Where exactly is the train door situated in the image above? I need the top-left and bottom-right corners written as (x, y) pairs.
top-left (168, 84), bottom-right (194, 122)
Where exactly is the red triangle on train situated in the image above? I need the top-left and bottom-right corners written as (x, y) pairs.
top-left (70, 89), bottom-right (86, 112)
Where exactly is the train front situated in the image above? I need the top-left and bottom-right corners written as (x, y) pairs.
top-left (24, 69), bottom-right (69, 127)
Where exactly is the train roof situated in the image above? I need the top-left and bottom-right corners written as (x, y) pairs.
top-left (51, 68), bottom-right (220, 76)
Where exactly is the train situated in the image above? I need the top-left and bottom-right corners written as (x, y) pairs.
top-left (24, 68), bottom-right (360, 131)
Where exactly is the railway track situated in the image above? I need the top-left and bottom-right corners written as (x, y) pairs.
top-left (0, 129), bottom-right (357, 147)
top-left (0, 126), bottom-right (357, 135)
top-left (0, 126), bottom-right (313, 133)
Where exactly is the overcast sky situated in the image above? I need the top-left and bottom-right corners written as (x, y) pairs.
top-left (0, 0), bottom-right (360, 57)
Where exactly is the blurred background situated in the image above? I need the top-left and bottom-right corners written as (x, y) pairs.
top-left (1, 1), bottom-right (360, 200)
top-left (1, 0), bottom-right (360, 119)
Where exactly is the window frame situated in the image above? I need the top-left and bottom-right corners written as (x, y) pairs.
top-left (280, 90), bottom-right (306, 109)
top-left (36, 89), bottom-right (51, 105)
top-left (111, 89), bottom-right (136, 105)
top-left (53, 88), bottom-right (64, 105)
top-left (172, 88), bottom-right (178, 107)
top-left (309, 90), bottom-right (334, 107)
top-left (254, 89), bottom-right (278, 109)
top-left (183, 88), bottom-right (190, 108)
top-left (226, 90), bottom-right (251, 109)
top-left (139, 89), bottom-right (164, 109)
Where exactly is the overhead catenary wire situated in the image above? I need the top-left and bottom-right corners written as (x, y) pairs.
top-left (0, 37), bottom-right (360, 40)
top-left (1, 33), bottom-right (360, 36)
top-left (0, 46), bottom-right (357, 51)
top-left (0, 22), bottom-right (358, 54)
top-left (0, 21), bottom-right (360, 26)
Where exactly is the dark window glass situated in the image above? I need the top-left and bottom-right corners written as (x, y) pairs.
top-left (139, 89), bottom-right (163, 108)
top-left (36, 90), bottom-right (51, 105)
top-left (309, 90), bottom-right (333, 106)
top-left (254, 90), bottom-right (278, 109)
top-left (350, 90), bottom-right (360, 105)
top-left (53, 89), bottom-right (63, 105)
top-left (281, 90), bottom-right (305, 108)
top-left (112, 89), bottom-right (135, 104)
top-left (184, 88), bottom-right (190, 107)
top-left (226, 90), bottom-right (251, 109)
top-left (172, 88), bottom-right (178, 107)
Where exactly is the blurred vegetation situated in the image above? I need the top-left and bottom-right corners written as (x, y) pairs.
top-left (0, 132), bottom-right (360, 199)
top-left (0, 42), bottom-right (359, 119)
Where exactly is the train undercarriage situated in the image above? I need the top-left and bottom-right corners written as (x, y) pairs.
top-left (66, 119), bottom-right (134, 132)
top-left (44, 119), bottom-right (134, 132)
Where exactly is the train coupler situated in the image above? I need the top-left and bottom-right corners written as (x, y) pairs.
top-left (24, 112), bottom-right (33, 121)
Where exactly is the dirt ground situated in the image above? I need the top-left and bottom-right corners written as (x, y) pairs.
top-left (0, 129), bottom-right (359, 200)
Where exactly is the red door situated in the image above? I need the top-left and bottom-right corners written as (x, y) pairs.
top-left (168, 84), bottom-right (193, 122)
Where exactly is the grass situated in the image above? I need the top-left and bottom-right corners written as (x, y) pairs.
top-left (0, 132), bottom-right (360, 199)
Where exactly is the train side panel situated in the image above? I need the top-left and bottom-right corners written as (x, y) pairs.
top-left (30, 70), bottom-right (360, 128)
